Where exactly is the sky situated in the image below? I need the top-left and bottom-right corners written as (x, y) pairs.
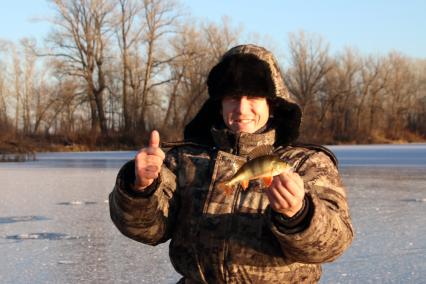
top-left (0, 0), bottom-right (425, 59)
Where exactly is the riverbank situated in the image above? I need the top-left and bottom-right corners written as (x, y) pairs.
top-left (0, 135), bottom-right (36, 162)
top-left (1, 132), bottom-right (425, 160)
top-left (0, 134), bottom-right (136, 161)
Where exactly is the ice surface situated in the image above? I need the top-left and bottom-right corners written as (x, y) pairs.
top-left (320, 166), bottom-right (426, 283)
top-left (0, 145), bottom-right (425, 283)
top-left (0, 166), bottom-right (178, 283)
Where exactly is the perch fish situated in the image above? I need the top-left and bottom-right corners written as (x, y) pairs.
top-left (218, 155), bottom-right (293, 195)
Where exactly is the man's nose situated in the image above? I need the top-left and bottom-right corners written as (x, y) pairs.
top-left (236, 96), bottom-right (250, 113)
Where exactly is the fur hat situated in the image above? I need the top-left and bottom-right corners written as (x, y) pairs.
top-left (207, 53), bottom-right (275, 100)
top-left (184, 44), bottom-right (302, 146)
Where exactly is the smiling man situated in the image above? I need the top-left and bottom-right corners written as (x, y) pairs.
top-left (110, 44), bottom-right (354, 283)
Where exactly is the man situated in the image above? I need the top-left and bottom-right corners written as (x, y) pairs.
top-left (109, 44), bottom-right (353, 283)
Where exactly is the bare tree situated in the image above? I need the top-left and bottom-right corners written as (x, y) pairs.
top-left (32, 66), bottom-right (66, 134)
top-left (110, 0), bottom-right (181, 137)
top-left (10, 44), bottom-right (23, 134)
top-left (203, 16), bottom-right (241, 61)
top-left (115, 0), bottom-right (144, 132)
top-left (46, 0), bottom-right (116, 136)
top-left (408, 59), bottom-right (426, 137)
top-left (0, 42), bottom-right (9, 127)
top-left (19, 39), bottom-right (38, 134)
top-left (284, 31), bottom-right (333, 141)
top-left (321, 48), bottom-right (361, 142)
top-left (165, 23), bottom-right (209, 134)
top-left (284, 31), bottom-right (332, 113)
top-left (0, 63), bottom-right (8, 127)
top-left (135, 0), bottom-right (180, 135)
top-left (382, 53), bottom-right (418, 139)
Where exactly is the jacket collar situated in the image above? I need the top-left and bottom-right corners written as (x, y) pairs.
top-left (210, 127), bottom-right (276, 157)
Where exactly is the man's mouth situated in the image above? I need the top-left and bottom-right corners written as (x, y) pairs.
top-left (234, 118), bottom-right (254, 124)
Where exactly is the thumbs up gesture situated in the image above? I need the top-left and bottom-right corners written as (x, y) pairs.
top-left (134, 130), bottom-right (165, 191)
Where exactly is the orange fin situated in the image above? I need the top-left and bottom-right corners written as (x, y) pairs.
top-left (263, 176), bottom-right (273, 187)
top-left (241, 180), bottom-right (249, 190)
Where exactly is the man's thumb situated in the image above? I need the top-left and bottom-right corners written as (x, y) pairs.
top-left (149, 130), bottom-right (160, 148)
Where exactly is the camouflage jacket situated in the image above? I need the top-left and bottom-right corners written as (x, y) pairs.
top-left (109, 128), bottom-right (354, 283)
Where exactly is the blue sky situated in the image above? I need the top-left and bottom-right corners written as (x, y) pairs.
top-left (1, 0), bottom-right (425, 58)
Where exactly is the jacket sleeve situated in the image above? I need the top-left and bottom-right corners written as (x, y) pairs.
top-left (267, 151), bottom-right (354, 263)
top-left (109, 148), bottom-right (179, 246)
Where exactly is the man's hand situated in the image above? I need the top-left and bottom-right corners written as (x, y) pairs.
top-left (134, 130), bottom-right (165, 191)
top-left (265, 171), bottom-right (305, 218)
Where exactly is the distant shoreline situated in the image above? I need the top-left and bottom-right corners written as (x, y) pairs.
top-left (1, 137), bottom-right (425, 162)
top-left (0, 152), bottom-right (36, 162)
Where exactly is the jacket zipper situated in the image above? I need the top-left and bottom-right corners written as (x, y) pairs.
top-left (223, 139), bottom-right (242, 281)
top-left (223, 183), bottom-right (241, 281)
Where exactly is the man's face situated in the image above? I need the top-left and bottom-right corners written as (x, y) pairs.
top-left (221, 95), bottom-right (269, 133)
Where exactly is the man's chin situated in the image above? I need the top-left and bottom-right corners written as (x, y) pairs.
top-left (232, 125), bottom-right (256, 133)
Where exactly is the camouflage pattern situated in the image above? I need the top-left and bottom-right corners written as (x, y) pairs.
top-left (109, 129), bottom-right (354, 283)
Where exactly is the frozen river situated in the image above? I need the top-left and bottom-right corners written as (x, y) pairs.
top-left (0, 144), bottom-right (425, 283)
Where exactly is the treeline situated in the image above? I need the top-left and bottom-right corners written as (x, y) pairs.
top-left (0, 0), bottom-right (425, 151)
top-left (285, 33), bottom-right (426, 143)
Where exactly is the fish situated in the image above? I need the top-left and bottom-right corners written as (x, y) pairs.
top-left (218, 155), bottom-right (293, 195)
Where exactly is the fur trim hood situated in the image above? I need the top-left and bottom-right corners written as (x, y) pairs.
top-left (184, 44), bottom-right (302, 146)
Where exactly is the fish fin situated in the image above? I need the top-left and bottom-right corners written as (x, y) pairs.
top-left (218, 182), bottom-right (234, 196)
top-left (247, 145), bottom-right (274, 160)
top-left (262, 176), bottom-right (273, 187)
top-left (241, 180), bottom-right (249, 190)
